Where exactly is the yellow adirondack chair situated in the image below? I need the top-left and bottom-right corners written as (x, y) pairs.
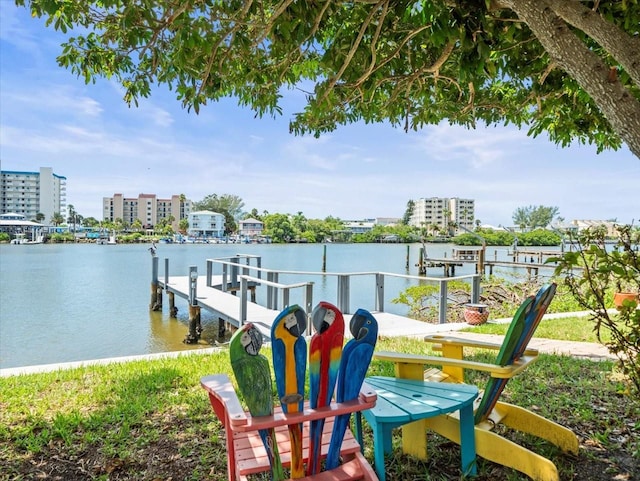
top-left (374, 284), bottom-right (579, 481)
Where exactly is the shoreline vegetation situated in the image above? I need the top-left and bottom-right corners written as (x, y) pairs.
top-left (1, 317), bottom-right (638, 481)
top-left (1, 227), bottom-right (571, 246)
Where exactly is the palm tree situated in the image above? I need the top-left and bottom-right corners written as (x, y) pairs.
top-left (50, 212), bottom-right (64, 226)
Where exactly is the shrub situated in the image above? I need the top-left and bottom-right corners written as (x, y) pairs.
top-left (551, 224), bottom-right (640, 394)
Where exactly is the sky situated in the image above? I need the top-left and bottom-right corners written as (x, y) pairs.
top-left (1, 3), bottom-right (638, 227)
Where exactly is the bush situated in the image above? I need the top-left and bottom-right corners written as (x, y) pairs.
top-left (551, 224), bottom-right (640, 394)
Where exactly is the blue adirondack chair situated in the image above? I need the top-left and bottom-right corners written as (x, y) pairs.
top-left (374, 284), bottom-right (579, 481)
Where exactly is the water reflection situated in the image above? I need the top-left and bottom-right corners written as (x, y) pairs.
top-left (147, 310), bottom-right (233, 352)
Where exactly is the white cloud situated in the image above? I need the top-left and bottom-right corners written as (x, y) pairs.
top-left (412, 124), bottom-right (531, 168)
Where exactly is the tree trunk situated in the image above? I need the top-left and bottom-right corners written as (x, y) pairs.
top-left (500, 0), bottom-right (640, 159)
top-left (546, 0), bottom-right (640, 87)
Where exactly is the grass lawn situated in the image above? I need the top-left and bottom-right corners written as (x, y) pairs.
top-left (466, 315), bottom-right (611, 343)
top-left (1, 322), bottom-right (638, 481)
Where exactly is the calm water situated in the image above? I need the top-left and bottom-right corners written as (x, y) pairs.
top-left (0, 242), bottom-right (556, 368)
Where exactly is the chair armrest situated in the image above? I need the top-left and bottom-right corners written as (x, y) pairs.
top-left (374, 350), bottom-right (538, 379)
top-left (241, 389), bottom-right (377, 432)
top-left (200, 374), bottom-right (248, 426)
top-left (424, 334), bottom-right (506, 352)
top-left (201, 375), bottom-right (377, 431)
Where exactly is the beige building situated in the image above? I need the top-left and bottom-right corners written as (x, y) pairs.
top-left (238, 218), bottom-right (264, 238)
top-left (103, 193), bottom-right (192, 230)
top-left (409, 197), bottom-right (475, 234)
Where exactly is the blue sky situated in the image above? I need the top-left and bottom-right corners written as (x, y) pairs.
top-left (1, 2), bottom-right (638, 227)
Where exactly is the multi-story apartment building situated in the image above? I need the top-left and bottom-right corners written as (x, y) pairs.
top-left (0, 167), bottom-right (67, 223)
top-left (103, 193), bottom-right (192, 230)
top-left (409, 197), bottom-right (475, 234)
top-left (187, 210), bottom-right (225, 238)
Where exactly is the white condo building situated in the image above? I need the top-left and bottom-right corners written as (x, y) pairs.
top-left (0, 167), bottom-right (67, 222)
top-left (409, 197), bottom-right (475, 234)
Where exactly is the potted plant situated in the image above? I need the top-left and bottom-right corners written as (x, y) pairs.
top-left (551, 224), bottom-right (640, 393)
top-left (613, 278), bottom-right (640, 310)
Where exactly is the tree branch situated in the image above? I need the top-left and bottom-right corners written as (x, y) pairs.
top-left (546, 0), bottom-right (640, 87)
top-left (501, 0), bottom-right (640, 158)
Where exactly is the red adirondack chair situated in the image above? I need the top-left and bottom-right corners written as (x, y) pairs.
top-left (201, 305), bottom-right (380, 481)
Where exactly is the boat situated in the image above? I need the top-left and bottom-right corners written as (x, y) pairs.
top-left (97, 231), bottom-right (117, 245)
top-left (10, 233), bottom-right (44, 245)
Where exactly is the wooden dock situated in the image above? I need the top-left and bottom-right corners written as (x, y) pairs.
top-left (160, 274), bottom-right (280, 339)
top-left (152, 254), bottom-right (484, 343)
top-left (421, 257), bottom-right (558, 276)
top-left (158, 274), bottom-right (460, 341)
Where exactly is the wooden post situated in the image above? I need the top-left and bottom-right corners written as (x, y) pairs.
top-left (150, 255), bottom-right (159, 310)
top-left (185, 305), bottom-right (202, 344)
top-left (418, 247), bottom-right (426, 275)
top-left (184, 266), bottom-right (201, 344)
top-left (168, 291), bottom-right (178, 317)
top-left (406, 245), bottom-right (410, 269)
top-left (322, 244), bottom-right (327, 272)
top-left (217, 317), bottom-right (226, 340)
top-left (477, 243), bottom-right (486, 278)
top-left (153, 285), bottom-right (163, 311)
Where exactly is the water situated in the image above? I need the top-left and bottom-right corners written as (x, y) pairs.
top-left (0, 242), bottom-right (558, 369)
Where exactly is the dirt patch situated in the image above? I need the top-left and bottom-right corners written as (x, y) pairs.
top-left (2, 406), bottom-right (638, 481)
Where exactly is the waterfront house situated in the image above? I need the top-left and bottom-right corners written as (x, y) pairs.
top-left (238, 218), bottom-right (264, 240)
top-left (187, 210), bottom-right (225, 239)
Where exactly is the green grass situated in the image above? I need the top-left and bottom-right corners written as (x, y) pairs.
top-left (464, 315), bottom-right (612, 343)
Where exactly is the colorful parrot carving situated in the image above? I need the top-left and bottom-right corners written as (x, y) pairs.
top-left (229, 323), bottom-right (284, 480)
top-left (307, 301), bottom-right (345, 475)
top-left (325, 308), bottom-right (378, 470)
top-left (271, 305), bottom-right (308, 478)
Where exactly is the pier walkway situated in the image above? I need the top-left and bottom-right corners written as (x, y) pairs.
top-left (159, 274), bottom-right (464, 340)
top-left (151, 253), bottom-right (485, 341)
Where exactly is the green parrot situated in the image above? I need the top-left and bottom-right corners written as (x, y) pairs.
top-left (230, 323), bottom-right (284, 480)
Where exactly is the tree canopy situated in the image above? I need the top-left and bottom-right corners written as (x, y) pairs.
top-left (17, 0), bottom-right (640, 158)
top-left (512, 205), bottom-right (560, 230)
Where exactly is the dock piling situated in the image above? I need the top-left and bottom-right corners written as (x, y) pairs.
top-left (150, 255), bottom-right (161, 311)
top-left (406, 245), bottom-right (410, 270)
top-left (184, 266), bottom-right (202, 344)
top-left (168, 291), bottom-right (178, 317)
top-left (185, 305), bottom-right (202, 344)
top-left (418, 247), bottom-right (426, 275)
top-left (322, 244), bottom-right (327, 272)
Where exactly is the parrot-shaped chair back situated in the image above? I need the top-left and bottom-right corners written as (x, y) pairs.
top-left (325, 309), bottom-right (379, 470)
top-left (271, 305), bottom-right (308, 478)
top-left (307, 301), bottom-right (345, 475)
top-left (230, 323), bottom-right (285, 480)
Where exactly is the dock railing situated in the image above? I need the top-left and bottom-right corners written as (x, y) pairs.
top-left (204, 255), bottom-right (481, 324)
top-left (239, 274), bottom-right (314, 331)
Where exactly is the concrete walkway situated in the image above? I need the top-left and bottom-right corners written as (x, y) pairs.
top-left (0, 311), bottom-right (616, 377)
top-left (444, 332), bottom-right (617, 361)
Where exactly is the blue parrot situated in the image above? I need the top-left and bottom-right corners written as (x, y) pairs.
top-left (230, 323), bottom-right (284, 480)
top-left (271, 305), bottom-right (308, 478)
top-left (325, 308), bottom-right (378, 470)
